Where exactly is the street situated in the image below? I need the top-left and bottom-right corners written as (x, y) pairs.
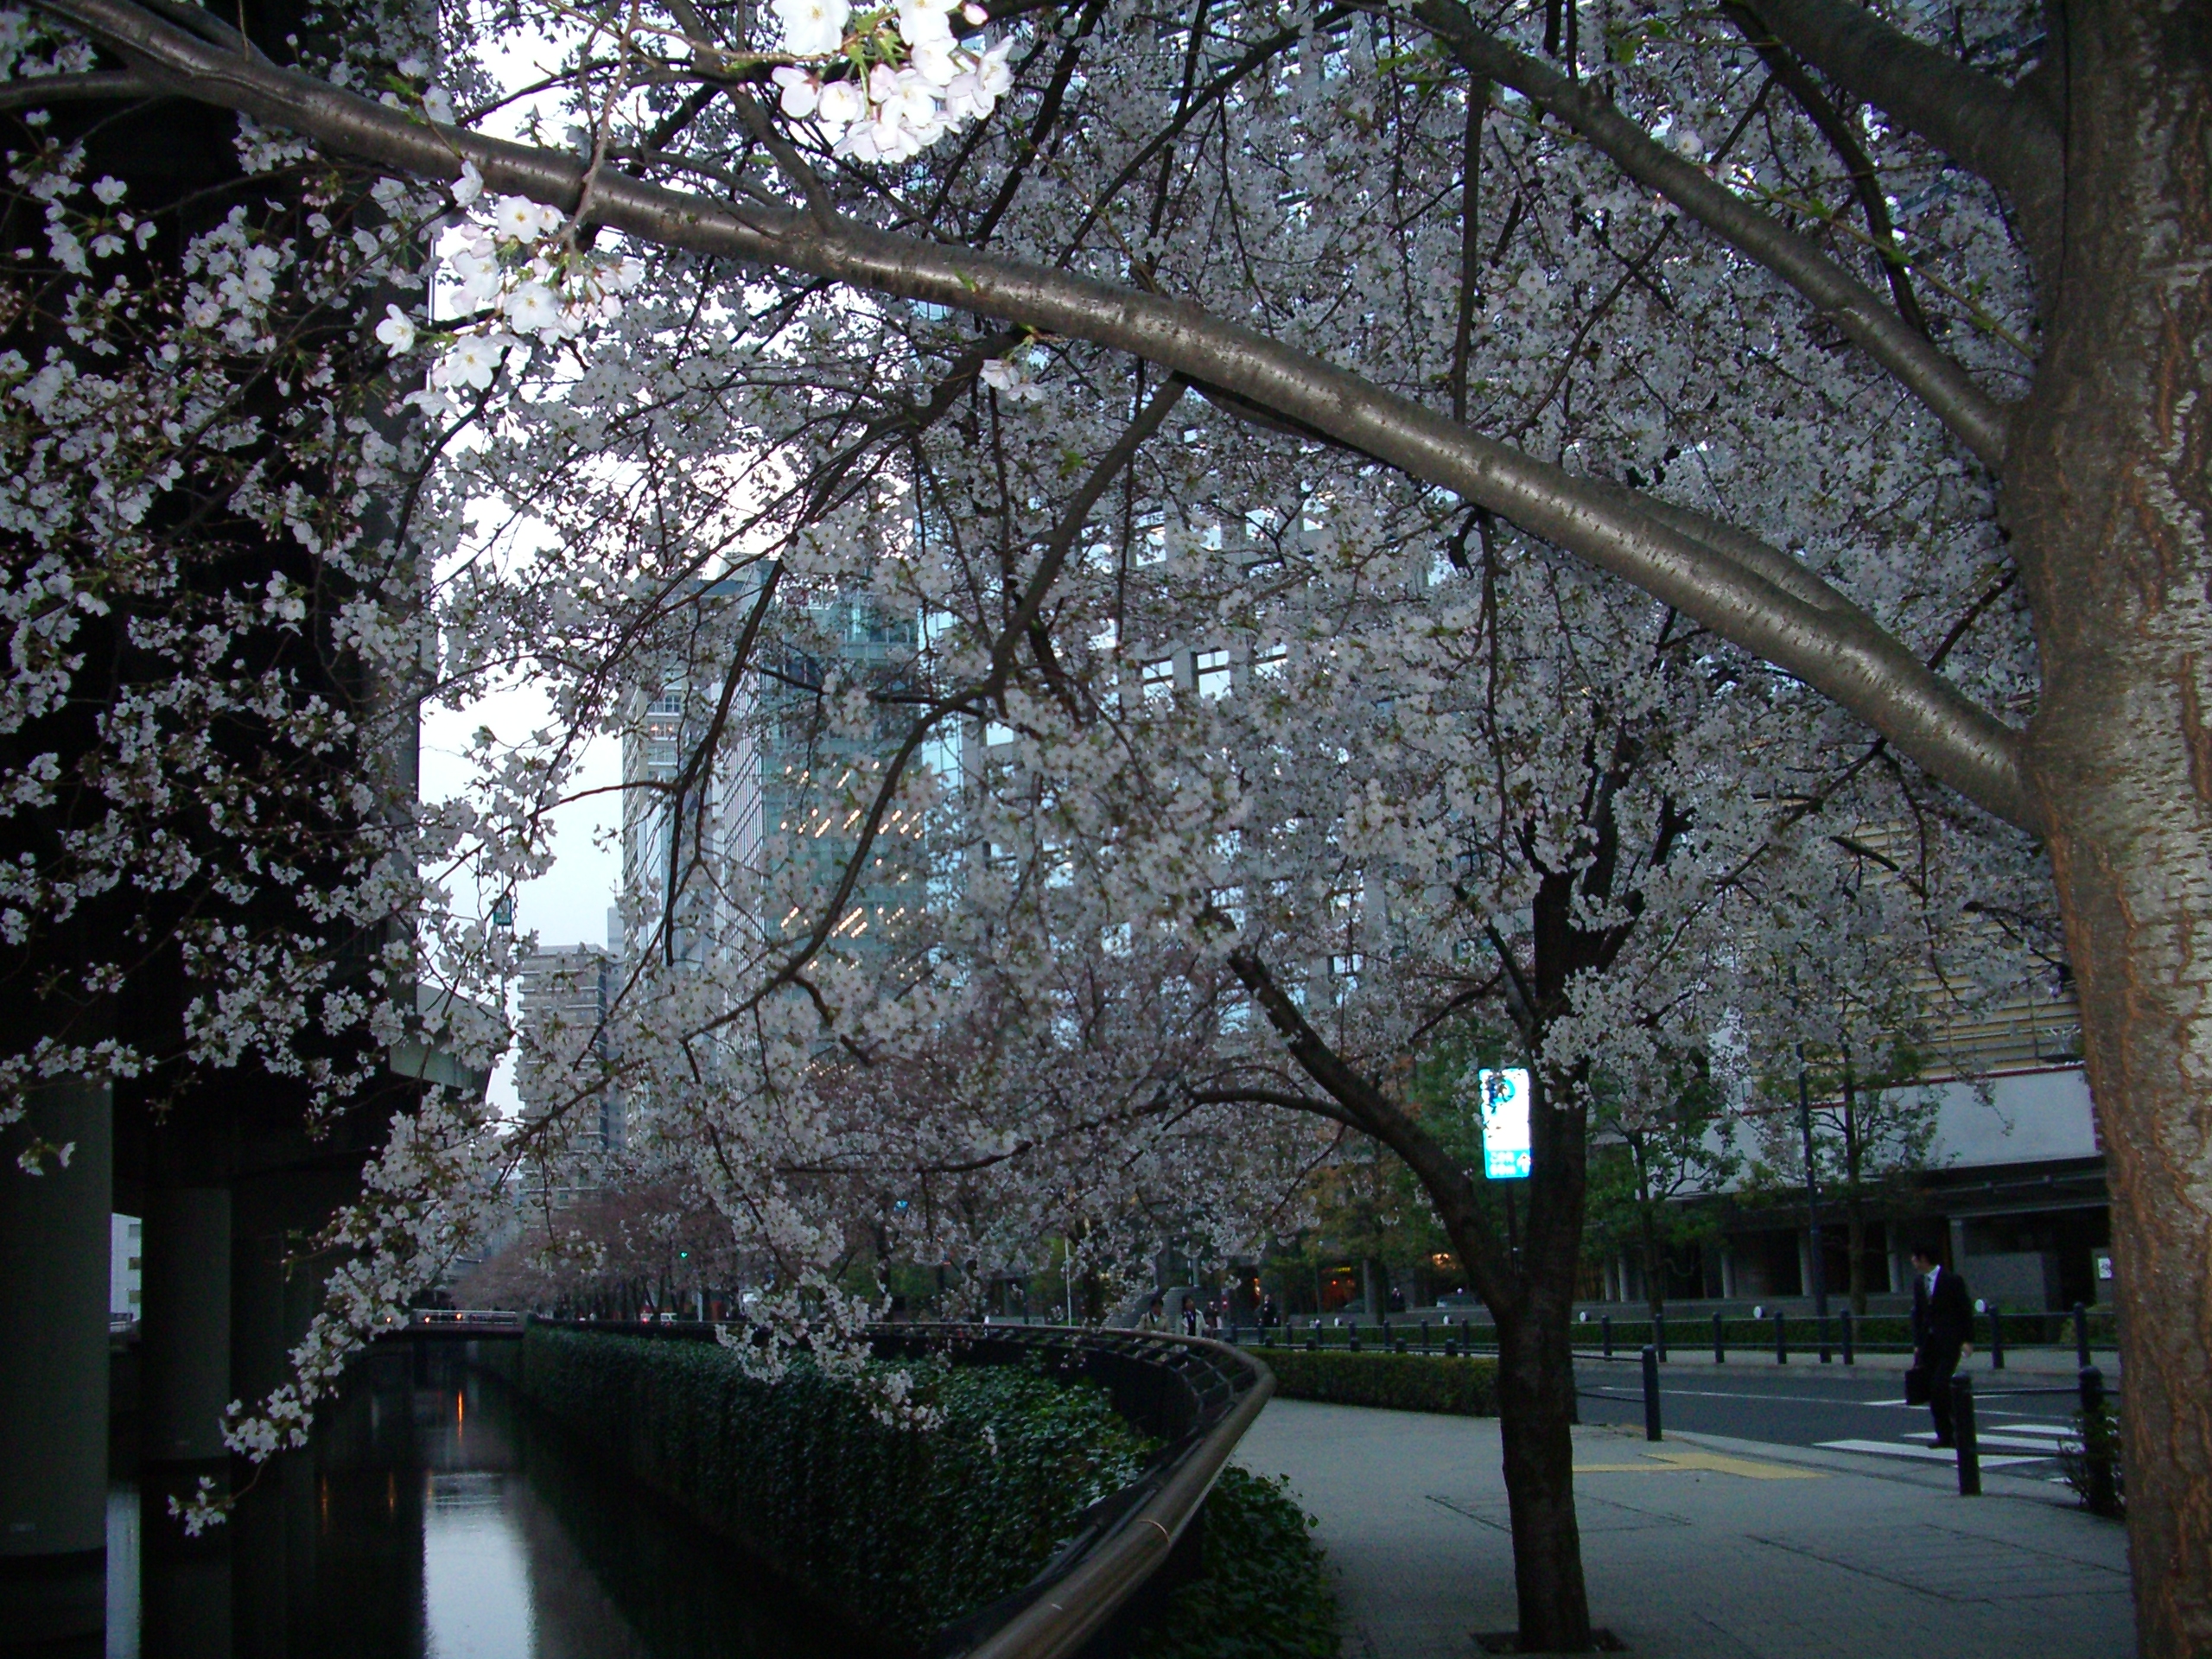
top-left (1573, 1357), bottom-right (2088, 1478)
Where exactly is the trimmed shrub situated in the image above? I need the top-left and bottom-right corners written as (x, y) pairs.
top-left (2057, 1397), bottom-right (2126, 1517)
top-left (1133, 1466), bottom-right (1338, 1659)
top-left (518, 1326), bottom-right (1154, 1643)
top-left (1262, 1347), bottom-right (1498, 1415)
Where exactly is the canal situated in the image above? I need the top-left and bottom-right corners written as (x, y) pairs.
top-left (106, 1342), bottom-right (884, 1659)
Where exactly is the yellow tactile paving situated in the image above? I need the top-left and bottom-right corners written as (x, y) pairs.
top-left (1572, 1449), bottom-right (1824, 1480)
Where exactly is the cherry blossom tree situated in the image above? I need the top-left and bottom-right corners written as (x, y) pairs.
top-left (5, 0), bottom-right (2209, 1651)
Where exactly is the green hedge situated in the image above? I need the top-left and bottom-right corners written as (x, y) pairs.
top-left (1134, 1467), bottom-right (1338, 1659)
top-left (518, 1327), bottom-right (1154, 1643)
top-left (1262, 1347), bottom-right (1498, 1415)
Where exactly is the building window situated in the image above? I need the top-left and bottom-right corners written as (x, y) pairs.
top-left (1195, 648), bottom-right (1232, 699)
top-left (1141, 658), bottom-right (1176, 703)
top-left (1253, 644), bottom-right (1287, 682)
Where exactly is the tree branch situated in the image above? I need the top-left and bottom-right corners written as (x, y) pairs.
top-left (1740, 0), bottom-right (2065, 253)
top-left (1224, 946), bottom-right (1512, 1303)
top-left (1724, 2), bottom-right (1929, 336)
top-left (30, 0), bottom-right (2041, 836)
top-left (1398, 0), bottom-right (2012, 467)
top-left (0, 68), bottom-right (158, 107)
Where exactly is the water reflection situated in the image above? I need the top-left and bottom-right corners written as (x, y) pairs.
top-left (111, 1344), bottom-right (880, 1659)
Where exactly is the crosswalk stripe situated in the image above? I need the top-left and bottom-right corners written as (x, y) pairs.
top-left (1904, 1427), bottom-right (2075, 1452)
top-left (1815, 1439), bottom-right (2045, 1468)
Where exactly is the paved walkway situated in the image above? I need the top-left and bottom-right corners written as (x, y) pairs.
top-left (1231, 1400), bottom-right (2134, 1658)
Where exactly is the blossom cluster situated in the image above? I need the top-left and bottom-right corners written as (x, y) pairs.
top-left (770, 0), bottom-right (1014, 163)
top-left (381, 168), bottom-right (645, 416)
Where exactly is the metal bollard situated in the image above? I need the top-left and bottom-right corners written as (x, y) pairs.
top-left (1952, 1373), bottom-right (1981, 1497)
top-left (1840, 1308), bottom-right (1855, 1365)
top-left (1603, 1314), bottom-right (1614, 1359)
top-left (2073, 1301), bottom-right (2092, 1370)
top-left (1643, 1344), bottom-right (1662, 1441)
top-left (1775, 1308), bottom-right (1788, 1364)
top-left (1348, 1323), bottom-right (1362, 1352)
top-left (1713, 1310), bottom-right (1726, 1364)
top-left (1445, 1335), bottom-right (1460, 1357)
top-left (2079, 1365), bottom-right (2119, 1516)
top-left (1988, 1302), bottom-right (2005, 1370)
top-left (1421, 1319), bottom-right (1431, 1353)
top-left (1655, 1311), bottom-right (1668, 1363)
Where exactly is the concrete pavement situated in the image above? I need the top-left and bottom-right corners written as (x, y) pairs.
top-left (1231, 1399), bottom-right (2133, 1658)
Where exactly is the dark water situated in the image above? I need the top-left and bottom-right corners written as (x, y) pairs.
top-left (108, 1343), bottom-right (880, 1659)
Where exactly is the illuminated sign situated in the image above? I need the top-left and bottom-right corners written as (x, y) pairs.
top-left (1478, 1067), bottom-right (1532, 1180)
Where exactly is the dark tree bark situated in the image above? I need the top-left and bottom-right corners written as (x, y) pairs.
top-left (1218, 745), bottom-right (1659, 1650)
top-left (2002, 14), bottom-right (2212, 1653)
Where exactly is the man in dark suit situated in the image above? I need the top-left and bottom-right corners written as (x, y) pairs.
top-left (1910, 1243), bottom-right (1975, 1446)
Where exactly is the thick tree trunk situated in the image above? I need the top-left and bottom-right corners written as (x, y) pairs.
top-left (1493, 1304), bottom-right (1592, 1653)
top-left (2009, 12), bottom-right (2212, 1656)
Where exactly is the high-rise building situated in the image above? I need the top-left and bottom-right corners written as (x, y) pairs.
top-left (515, 944), bottom-right (624, 1201)
top-left (620, 589), bottom-right (937, 972)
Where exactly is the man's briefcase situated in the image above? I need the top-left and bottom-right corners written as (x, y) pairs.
top-left (1904, 1363), bottom-right (1930, 1406)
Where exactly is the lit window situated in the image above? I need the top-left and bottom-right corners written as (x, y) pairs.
top-left (1141, 658), bottom-right (1176, 703)
top-left (1253, 644), bottom-right (1287, 682)
top-left (1196, 648), bottom-right (1232, 699)
top-left (1136, 512), bottom-right (1168, 566)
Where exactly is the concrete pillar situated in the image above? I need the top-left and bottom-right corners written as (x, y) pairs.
top-left (1720, 1243), bottom-right (1738, 1300)
top-left (1948, 1214), bottom-right (1969, 1273)
top-left (1796, 1230), bottom-right (1815, 1300)
top-left (0, 1077), bottom-right (112, 1643)
top-left (143, 1188), bottom-right (232, 1462)
top-left (138, 1187), bottom-right (234, 1659)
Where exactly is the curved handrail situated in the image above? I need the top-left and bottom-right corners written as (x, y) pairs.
top-left (871, 1324), bottom-right (1273, 1659)
top-left (514, 1317), bottom-right (1274, 1657)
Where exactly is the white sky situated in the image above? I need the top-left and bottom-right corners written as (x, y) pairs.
top-left (416, 20), bottom-right (630, 1115)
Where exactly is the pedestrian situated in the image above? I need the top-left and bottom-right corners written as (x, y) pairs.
top-left (1182, 1295), bottom-right (1201, 1337)
top-left (1909, 1242), bottom-right (1974, 1446)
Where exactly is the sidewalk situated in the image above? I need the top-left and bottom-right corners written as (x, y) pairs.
top-left (1231, 1399), bottom-right (2134, 1659)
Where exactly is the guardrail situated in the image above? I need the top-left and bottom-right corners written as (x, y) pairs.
top-left (377, 1307), bottom-right (530, 1337)
top-left (1220, 1299), bottom-right (2121, 1369)
top-left (520, 1319), bottom-right (1273, 1659)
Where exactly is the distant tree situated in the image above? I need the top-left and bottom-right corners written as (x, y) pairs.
top-left (1586, 1051), bottom-right (1739, 1317)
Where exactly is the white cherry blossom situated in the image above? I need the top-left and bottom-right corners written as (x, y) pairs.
top-left (774, 0), bottom-right (850, 57)
top-left (372, 304), bottom-right (416, 353)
